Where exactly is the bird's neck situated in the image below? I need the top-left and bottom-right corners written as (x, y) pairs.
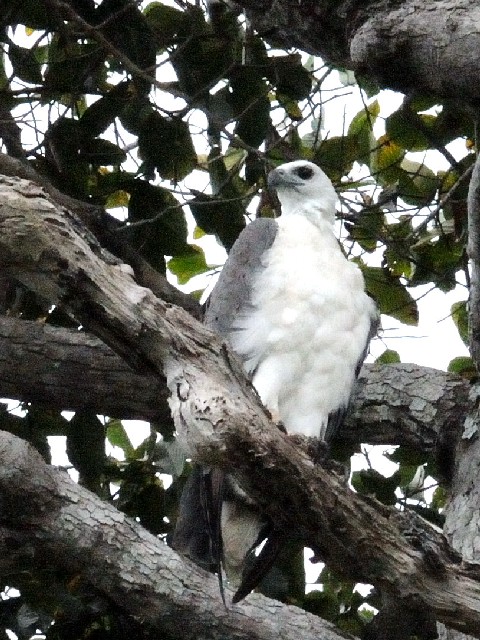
top-left (279, 197), bottom-right (336, 231)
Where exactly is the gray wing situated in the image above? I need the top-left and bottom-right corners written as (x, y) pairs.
top-left (355, 303), bottom-right (380, 378)
top-left (204, 218), bottom-right (279, 338)
top-left (171, 465), bottom-right (227, 603)
top-left (171, 465), bottom-right (218, 572)
top-left (173, 219), bottom-right (279, 602)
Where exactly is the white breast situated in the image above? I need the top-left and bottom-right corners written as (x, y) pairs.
top-left (229, 215), bottom-right (376, 438)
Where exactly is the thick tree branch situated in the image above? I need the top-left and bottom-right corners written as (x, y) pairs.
top-left (0, 316), bottom-right (469, 454)
top-left (0, 173), bottom-right (478, 635)
top-left (0, 153), bottom-right (201, 320)
top-left (0, 430), bottom-right (351, 640)
top-left (236, 0), bottom-right (480, 105)
top-left (468, 151), bottom-right (480, 369)
top-left (0, 316), bottom-right (169, 423)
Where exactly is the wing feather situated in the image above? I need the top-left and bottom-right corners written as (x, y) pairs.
top-left (204, 218), bottom-right (279, 339)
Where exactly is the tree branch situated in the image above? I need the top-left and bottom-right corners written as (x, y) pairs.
top-left (0, 430), bottom-right (352, 640)
top-left (0, 316), bottom-right (469, 454)
top-left (468, 151), bottom-right (480, 369)
top-left (0, 172), bottom-right (478, 635)
top-left (0, 153), bottom-right (201, 320)
top-left (0, 315), bottom-right (169, 423)
top-left (235, 0), bottom-right (480, 105)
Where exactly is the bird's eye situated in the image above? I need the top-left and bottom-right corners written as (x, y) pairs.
top-left (295, 165), bottom-right (314, 180)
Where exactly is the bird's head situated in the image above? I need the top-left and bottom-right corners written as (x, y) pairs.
top-left (267, 160), bottom-right (337, 226)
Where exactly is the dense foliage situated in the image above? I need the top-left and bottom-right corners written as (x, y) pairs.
top-left (0, 0), bottom-right (474, 638)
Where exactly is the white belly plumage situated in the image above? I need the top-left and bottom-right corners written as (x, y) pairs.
top-left (230, 215), bottom-right (375, 438)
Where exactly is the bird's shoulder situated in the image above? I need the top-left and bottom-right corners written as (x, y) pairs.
top-left (203, 218), bottom-right (279, 335)
top-left (227, 218), bottom-right (279, 265)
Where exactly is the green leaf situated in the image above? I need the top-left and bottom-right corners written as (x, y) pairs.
top-left (189, 192), bottom-right (246, 251)
top-left (3, 0), bottom-right (58, 29)
top-left (375, 349), bottom-right (401, 364)
top-left (235, 95), bottom-right (271, 148)
top-left (97, 0), bottom-right (156, 95)
top-left (167, 246), bottom-right (212, 285)
top-left (370, 134), bottom-right (404, 185)
top-left (223, 147), bottom-right (248, 172)
top-left (80, 138), bottom-right (127, 166)
top-left (387, 446), bottom-right (427, 467)
top-left (278, 95), bottom-right (303, 121)
top-left (314, 135), bottom-right (359, 182)
top-left (228, 64), bottom-right (271, 148)
top-left (107, 419), bottom-right (135, 459)
top-left (144, 2), bottom-right (185, 49)
top-left (398, 159), bottom-right (438, 206)
top-left (384, 247), bottom-right (413, 279)
top-left (348, 100), bottom-right (379, 163)
top-left (105, 189), bottom-right (130, 209)
top-left (245, 152), bottom-right (264, 185)
top-left (431, 105), bottom-right (475, 147)
top-left (410, 234), bottom-right (463, 292)
top-left (356, 73), bottom-right (381, 98)
top-left (127, 180), bottom-right (189, 267)
top-left (44, 41), bottom-right (105, 93)
top-left (397, 463), bottom-right (423, 489)
top-left (8, 42), bottom-right (43, 84)
top-left (130, 480), bottom-right (167, 535)
top-left (451, 300), bottom-right (469, 347)
top-left (347, 207), bottom-right (384, 252)
top-left (208, 147), bottom-right (233, 195)
top-left (431, 485), bottom-right (448, 511)
top-left (116, 460), bottom-right (168, 534)
top-left (44, 116), bottom-right (91, 197)
top-left (79, 82), bottom-right (131, 137)
top-left (351, 469), bottom-right (398, 505)
top-left (361, 265), bottom-right (418, 326)
top-left (383, 217), bottom-right (415, 279)
top-left (172, 5), bottom-right (235, 97)
top-left (447, 356), bottom-right (476, 378)
top-left (138, 112), bottom-right (197, 180)
top-left (120, 96), bottom-right (155, 136)
top-left (385, 107), bottom-right (432, 152)
top-left (303, 590), bottom-right (340, 621)
top-left (267, 54), bottom-right (312, 101)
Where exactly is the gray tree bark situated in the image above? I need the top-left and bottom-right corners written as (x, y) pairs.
top-left (0, 172), bottom-right (479, 636)
top-left (0, 430), bottom-right (352, 640)
top-left (0, 314), bottom-right (469, 451)
top-left (2, 2), bottom-right (479, 638)
top-left (435, 143), bottom-right (480, 640)
top-left (236, 0), bottom-right (480, 106)
top-left (0, 315), bottom-right (170, 423)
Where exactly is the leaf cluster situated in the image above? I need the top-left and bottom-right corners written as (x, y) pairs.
top-left (0, 0), bottom-right (476, 637)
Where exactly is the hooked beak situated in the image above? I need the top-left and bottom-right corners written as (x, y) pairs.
top-left (267, 167), bottom-right (302, 190)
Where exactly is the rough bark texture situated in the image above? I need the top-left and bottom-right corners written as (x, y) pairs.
top-left (0, 314), bottom-right (469, 452)
top-left (0, 172), bottom-right (479, 636)
top-left (0, 430), bottom-right (352, 640)
top-left (434, 146), bottom-right (480, 640)
top-left (438, 624), bottom-right (473, 640)
top-left (434, 116), bottom-right (480, 640)
top-left (2, 3), bottom-right (480, 638)
top-left (0, 153), bottom-right (202, 320)
top-left (0, 315), bottom-right (170, 423)
top-left (236, 0), bottom-right (480, 106)
top-left (468, 152), bottom-right (480, 370)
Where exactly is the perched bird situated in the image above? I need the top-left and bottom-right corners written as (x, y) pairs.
top-left (172, 160), bottom-right (378, 602)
